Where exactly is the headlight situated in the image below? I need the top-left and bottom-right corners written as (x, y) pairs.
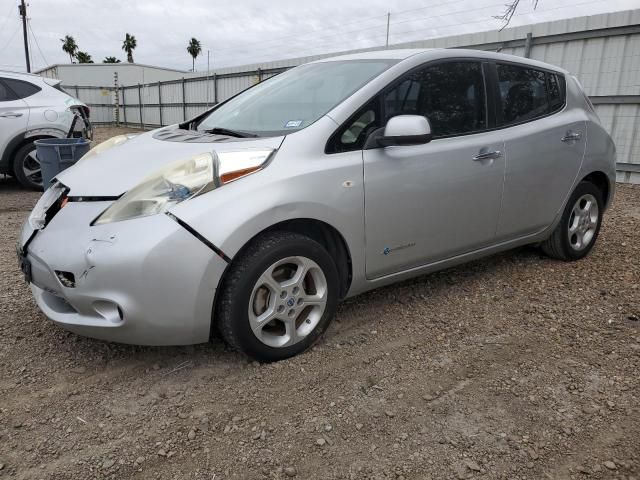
top-left (79, 134), bottom-right (132, 162)
top-left (93, 148), bottom-right (274, 225)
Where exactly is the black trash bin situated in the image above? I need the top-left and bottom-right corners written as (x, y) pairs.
top-left (34, 138), bottom-right (91, 188)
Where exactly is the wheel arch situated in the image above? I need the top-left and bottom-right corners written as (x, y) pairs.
top-left (0, 131), bottom-right (65, 174)
top-left (580, 170), bottom-right (612, 209)
top-left (228, 218), bottom-right (352, 299)
top-left (208, 217), bottom-right (354, 341)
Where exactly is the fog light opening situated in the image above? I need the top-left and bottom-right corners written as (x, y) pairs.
top-left (55, 270), bottom-right (76, 288)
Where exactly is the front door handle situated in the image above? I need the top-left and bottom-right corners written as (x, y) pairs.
top-left (473, 150), bottom-right (502, 161)
top-left (0, 112), bottom-right (23, 118)
top-left (561, 131), bottom-right (582, 142)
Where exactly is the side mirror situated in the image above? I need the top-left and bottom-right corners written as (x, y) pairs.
top-left (378, 115), bottom-right (432, 147)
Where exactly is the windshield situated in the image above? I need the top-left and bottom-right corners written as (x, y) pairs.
top-left (196, 59), bottom-right (397, 136)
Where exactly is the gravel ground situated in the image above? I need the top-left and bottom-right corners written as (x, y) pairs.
top-left (0, 128), bottom-right (638, 479)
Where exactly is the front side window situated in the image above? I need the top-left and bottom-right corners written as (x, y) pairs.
top-left (196, 60), bottom-right (397, 137)
top-left (3, 78), bottom-right (41, 99)
top-left (385, 61), bottom-right (487, 137)
top-left (328, 61), bottom-right (487, 153)
top-left (496, 64), bottom-right (550, 125)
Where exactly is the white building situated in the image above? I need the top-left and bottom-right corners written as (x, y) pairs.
top-left (35, 62), bottom-right (189, 87)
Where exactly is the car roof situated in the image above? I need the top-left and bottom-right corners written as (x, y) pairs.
top-left (0, 70), bottom-right (59, 85)
top-left (312, 48), bottom-right (569, 75)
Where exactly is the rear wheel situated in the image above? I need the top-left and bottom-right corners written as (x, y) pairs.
top-left (541, 181), bottom-right (603, 261)
top-left (13, 142), bottom-right (43, 190)
top-left (216, 231), bottom-right (339, 362)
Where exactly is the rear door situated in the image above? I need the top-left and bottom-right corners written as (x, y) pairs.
top-left (493, 63), bottom-right (586, 240)
top-left (0, 78), bottom-right (30, 157)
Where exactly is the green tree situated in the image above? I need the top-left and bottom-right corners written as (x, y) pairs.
top-left (187, 37), bottom-right (202, 72)
top-left (103, 56), bottom-right (121, 63)
top-left (122, 33), bottom-right (137, 63)
top-left (60, 35), bottom-right (78, 63)
top-left (76, 51), bottom-right (93, 63)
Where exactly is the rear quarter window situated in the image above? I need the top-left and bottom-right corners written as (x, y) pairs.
top-left (3, 78), bottom-right (42, 99)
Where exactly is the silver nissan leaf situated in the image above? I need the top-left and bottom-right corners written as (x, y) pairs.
top-left (19, 49), bottom-right (616, 361)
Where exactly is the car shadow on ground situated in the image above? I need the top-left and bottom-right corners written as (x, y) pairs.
top-left (0, 175), bottom-right (24, 191)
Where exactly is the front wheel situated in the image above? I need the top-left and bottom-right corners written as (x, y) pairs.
top-left (541, 181), bottom-right (604, 261)
top-left (215, 231), bottom-right (340, 362)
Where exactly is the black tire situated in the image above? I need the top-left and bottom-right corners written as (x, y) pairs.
top-left (541, 181), bottom-right (604, 261)
top-left (13, 142), bottom-right (43, 191)
top-left (215, 231), bottom-right (340, 362)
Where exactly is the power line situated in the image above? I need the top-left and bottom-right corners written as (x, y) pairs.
top-left (0, 0), bottom-right (16, 33)
top-left (28, 19), bottom-right (49, 67)
top-left (211, 1), bottom-right (507, 61)
top-left (386, 0), bottom-right (606, 40)
top-left (209, 0), bottom-right (606, 66)
top-left (0, 20), bottom-right (20, 53)
top-left (183, 0), bottom-right (474, 59)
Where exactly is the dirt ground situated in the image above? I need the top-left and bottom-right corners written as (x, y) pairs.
top-left (0, 127), bottom-right (638, 479)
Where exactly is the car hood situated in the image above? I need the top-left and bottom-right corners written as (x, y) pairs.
top-left (56, 128), bottom-right (285, 197)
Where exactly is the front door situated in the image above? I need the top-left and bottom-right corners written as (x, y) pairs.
top-left (361, 61), bottom-right (505, 278)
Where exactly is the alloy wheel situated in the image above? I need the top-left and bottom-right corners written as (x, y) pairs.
top-left (22, 149), bottom-right (43, 187)
top-left (567, 193), bottom-right (599, 251)
top-left (248, 256), bottom-right (328, 348)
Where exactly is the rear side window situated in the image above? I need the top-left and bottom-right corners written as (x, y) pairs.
top-left (547, 72), bottom-right (566, 113)
top-left (3, 78), bottom-right (41, 99)
top-left (496, 64), bottom-right (548, 125)
top-left (0, 79), bottom-right (18, 101)
top-left (496, 64), bottom-right (566, 126)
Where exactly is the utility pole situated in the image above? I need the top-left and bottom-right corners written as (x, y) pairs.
top-left (19, 0), bottom-right (31, 72)
top-left (385, 12), bottom-right (390, 48)
top-left (113, 72), bottom-right (120, 126)
top-left (206, 50), bottom-right (210, 109)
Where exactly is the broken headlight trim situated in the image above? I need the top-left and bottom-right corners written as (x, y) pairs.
top-left (28, 182), bottom-right (68, 230)
top-left (93, 149), bottom-right (274, 225)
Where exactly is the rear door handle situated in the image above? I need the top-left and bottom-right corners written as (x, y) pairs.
top-left (0, 112), bottom-right (23, 118)
top-left (473, 150), bottom-right (502, 161)
top-left (561, 131), bottom-right (582, 142)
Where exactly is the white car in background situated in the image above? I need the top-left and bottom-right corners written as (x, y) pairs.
top-left (0, 71), bottom-right (92, 190)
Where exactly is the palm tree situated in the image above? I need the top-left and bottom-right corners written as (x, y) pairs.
top-left (76, 51), bottom-right (93, 63)
top-left (122, 33), bottom-right (137, 63)
top-left (103, 56), bottom-right (121, 63)
top-left (60, 35), bottom-right (78, 63)
top-left (187, 37), bottom-right (202, 72)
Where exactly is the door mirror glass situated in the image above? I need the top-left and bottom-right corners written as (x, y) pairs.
top-left (378, 115), bottom-right (432, 147)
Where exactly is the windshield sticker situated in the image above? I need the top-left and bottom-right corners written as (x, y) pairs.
top-left (284, 120), bottom-right (302, 128)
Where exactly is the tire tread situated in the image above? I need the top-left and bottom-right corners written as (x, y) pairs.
top-left (541, 180), bottom-right (603, 262)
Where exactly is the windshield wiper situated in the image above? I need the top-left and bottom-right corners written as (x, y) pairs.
top-left (204, 127), bottom-right (257, 138)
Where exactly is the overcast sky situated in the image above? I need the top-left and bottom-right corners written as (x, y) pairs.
top-left (0, 0), bottom-right (637, 73)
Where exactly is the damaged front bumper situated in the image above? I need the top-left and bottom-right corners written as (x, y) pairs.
top-left (19, 199), bottom-right (226, 345)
